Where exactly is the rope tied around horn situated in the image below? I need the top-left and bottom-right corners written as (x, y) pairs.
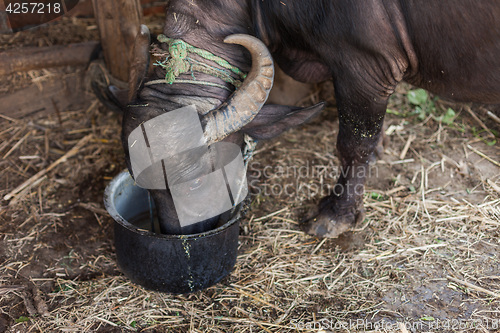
top-left (164, 39), bottom-right (190, 83)
top-left (153, 34), bottom-right (247, 88)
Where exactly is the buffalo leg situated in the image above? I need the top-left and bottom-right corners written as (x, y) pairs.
top-left (301, 67), bottom-right (394, 238)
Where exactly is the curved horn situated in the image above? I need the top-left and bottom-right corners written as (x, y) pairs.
top-left (202, 34), bottom-right (274, 145)
top-left (128, 24), bottom-right (151, 102)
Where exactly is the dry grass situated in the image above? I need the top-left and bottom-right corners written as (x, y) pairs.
top-left (1, 78), bottom-right (499, 332)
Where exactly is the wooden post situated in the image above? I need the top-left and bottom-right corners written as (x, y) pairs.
top-left (0, 1), bottom-right (12, 34)
top-left (92, 0), bottom-right (143, 82)
top-left (0, 42), bottom-right (99, 76)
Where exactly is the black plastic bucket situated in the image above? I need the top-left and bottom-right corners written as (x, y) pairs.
top-left (104, 170), bottom-right (241, 293)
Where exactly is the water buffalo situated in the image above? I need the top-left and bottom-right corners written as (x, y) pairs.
top-left (120, 0), bottom-right (500, 238)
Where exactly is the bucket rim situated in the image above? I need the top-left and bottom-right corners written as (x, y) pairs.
top-left (104, 170), bottom-right (242, 240)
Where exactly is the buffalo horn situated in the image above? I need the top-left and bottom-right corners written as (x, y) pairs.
top-left (202, 34), bottom-right (274, 144)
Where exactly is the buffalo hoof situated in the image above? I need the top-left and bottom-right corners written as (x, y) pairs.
top-left (300, 200), bottom-right (365, 238)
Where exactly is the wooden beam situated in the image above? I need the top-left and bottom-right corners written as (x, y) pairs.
top-left (0, 42), bottom-right (99, 76)
top-left (92, 0), bottom-right (143, 82)
top-left (0, 70), bottom-right (89, 119)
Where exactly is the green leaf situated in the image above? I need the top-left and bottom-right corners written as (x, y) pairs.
top-left (441, 108), bottom-right (456, 125)
top-left (407, 89), bottom-right (428, 106)
top-left (386, 108), bottom-right (397, 115)
top-left (420, 316), bottom-right (435, 321)
top-left (486, 139), bottom-right (497, 146)
top-left (130, 321), bottom-right (137, 328)
top-left (415, 106), bottom-right (426, 120)
top-left (15, 316), bottom-right (30, 323)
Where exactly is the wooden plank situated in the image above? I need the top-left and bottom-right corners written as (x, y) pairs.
top-left (0, 70), bottom-right (89, 119)
top-left (0, 42), bottom-right (99, 76)
top-left (92, 0), bottom-right (143, 82)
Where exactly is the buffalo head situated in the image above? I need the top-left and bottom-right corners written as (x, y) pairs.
top-left (115, 24), bottom-right (324, 235)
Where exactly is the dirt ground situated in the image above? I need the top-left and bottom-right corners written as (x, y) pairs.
top-left (1, 15), bottom-right (499, 333)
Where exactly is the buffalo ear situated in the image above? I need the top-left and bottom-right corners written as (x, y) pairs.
top-left (241, 102), bottom-right (325, 140)
top-left (92, 82), bottom-right (128, 112)
top-left (128, 24), bottom-right (151, 102)
top-left (108, 85), bottom-right (129, 109)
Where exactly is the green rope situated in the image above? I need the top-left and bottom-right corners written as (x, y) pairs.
top-left (153, 34), bottom-right (247, 87)
top-left (188, 59), bottom-right (243, 87)
top-left (145, 78), bottom-right (232, 91)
